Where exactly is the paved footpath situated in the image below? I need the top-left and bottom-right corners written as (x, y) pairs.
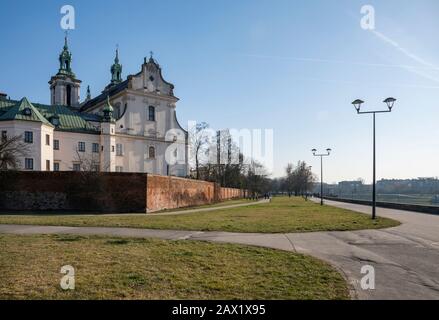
top-left (0, 199), bottom-right (438, 300)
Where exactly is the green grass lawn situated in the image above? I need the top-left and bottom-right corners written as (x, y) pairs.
top-left (0, 234), bottom-right (349, 300)
top-left (0, 197), bottom-right (400, 233)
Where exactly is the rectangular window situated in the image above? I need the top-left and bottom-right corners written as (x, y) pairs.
top-left (54, 162), bottom-right (60, 172)
top-left (116, 143), bottom-right (123, 156)
top-left (92, 143), bottom-right (99, 153)
top-left (148, 106), bottom-right (155, 121)
top-left (54, 139), bottom-right (60, 150)
top-left (148, 146), bottom-right (155, 159)
top-left (46, 160), bottom-right (50, 171)
top-left (45, 134), bottom-right (50, 146)
top-left (25, 158), bottom-right (34, 170)
top-left (92, 164), bottom-right (100, 172)
top-left (24, 131), bottom-right (33, 143)
top-left (116, 166), bottom-right (123, 173)
top-left (114, 105), bottom-right (120, 119)
top-left (78, 142), bottom-right (85, 152)
top-left (72, 163), bottom-right (81, 172)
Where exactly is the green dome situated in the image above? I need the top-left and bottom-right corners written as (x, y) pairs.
top-left (103, 96), bottom-right (115, 123)
top-left (103, 96), bottom-right (113, 112)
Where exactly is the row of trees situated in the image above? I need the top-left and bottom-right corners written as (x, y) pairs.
top-left (188, 122), bottom-right (271, 197)
top-left (270, 161), bottom-right (316, 196)
top-left (188, 122), bottom-right (317, 197)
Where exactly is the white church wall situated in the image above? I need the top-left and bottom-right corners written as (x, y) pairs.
top-left (53, 130), bottom-right (100, 171)
top-left (0, 120), bottom-right (52, 171)
top-left (40, 124), bottom-right (54, 170)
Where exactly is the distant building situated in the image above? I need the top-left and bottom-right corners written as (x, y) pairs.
top-left (377, 178), bottom-right (439, 194)
top-left (0, 36), bottom-right (188, 176)
top-left (337, 180), bottom-right (364, 195)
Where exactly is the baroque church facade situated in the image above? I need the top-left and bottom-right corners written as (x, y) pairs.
top-left (0, 37), bottom-right (188, 176)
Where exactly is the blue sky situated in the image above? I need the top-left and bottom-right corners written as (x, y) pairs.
top-left (1, 0), bottom-right (439, 182)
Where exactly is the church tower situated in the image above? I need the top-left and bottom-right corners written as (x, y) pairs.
top-left (49, 35), bottom-right (82, 107)
top-left (110, 48), bottom-right (122, 86)
top-left (100, 96), bottom-right (116, 172)
top-left (104, 48), bottom-right (123, 92)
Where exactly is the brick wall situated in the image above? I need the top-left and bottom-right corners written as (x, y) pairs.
top-left (0, 172), bottom-right (246, 213)
top-left (147, 175), bottom-right (246, 212)
top-left (147, 175), bottom-right (215, 212)
top-left (0, 171), bottom-right (147, 213)
top-left (219, 187), bottom-right (246, 200)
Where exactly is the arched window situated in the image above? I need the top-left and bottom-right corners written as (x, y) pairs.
top-left (148, 106), bottom-right (155, 121)
top-left (114, 102), bottom-right (121, 119)
top-left (148, 146), bottom-right (155, 159)
top-left (66, 85), bottom-right (72, 106)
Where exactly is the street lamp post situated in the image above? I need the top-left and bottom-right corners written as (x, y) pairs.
top-left (351, 97), bottom-right (396, 220)
top-left (312, 148), bottom-right (332, 205)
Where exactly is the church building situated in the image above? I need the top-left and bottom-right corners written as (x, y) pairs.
top-left (0, 36), bottom-right (188, 177)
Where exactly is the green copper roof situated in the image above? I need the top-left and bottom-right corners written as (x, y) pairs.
top-left (0, 98), bottom-right (100, 134)
top-left (57, 35), bottom-right (75, 78)
top-left (34, 103), bottom-right (100, 133)
top-left (0, 98), bottom-right (53, 126)
top-left (110, 48), bottom-right (123, 86)
top-left (0, 98), bottom-right (17, 111)
top-left (102, 96), bottom-right (115, 123)
top-left (103, 96), bottom-right (114, 113)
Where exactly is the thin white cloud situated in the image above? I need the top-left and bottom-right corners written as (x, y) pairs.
top-left (371, 30), bottom-right (438, 70)
top-left (344, 7), bottom-right (439, 83)
top-left (237, 53), bottom-right (439, 89)
top-left (292, 76), bottom-right (439, 90)
top-left (370, 30), bottom-right (439, 83)
top-left (237, 53), bottom-right (439, 73)
top-left (404, 67), bottom-right (439, 84)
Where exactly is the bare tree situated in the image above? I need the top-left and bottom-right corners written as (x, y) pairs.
top-left (242, 160), bottom-right (269, 199)
top-left (188, 122), bottom-right (210, 180)
top-left (72, 150), bottom-right (102, 172)
top-left (0, 134), bottom-right (30, 170)
top-left (284, 163), bottom-right (294, 196)
top-left (67, 151), bottom-right (112, 206)
top-left (284, 161), bottom-right (315, 196)
top-left (196, 129), bottom-right (246, 188)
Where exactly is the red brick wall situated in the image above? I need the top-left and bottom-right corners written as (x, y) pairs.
top-left (146, 175), bottom-right (246, 212)
top-left (0, 172), bottom-right (246, 213)
top-left (147, 175), bottom-right (216, 212)
top-left (0, 171), bottom-right (147, 213)
top-left (219, 187), bottom-right (246, 200)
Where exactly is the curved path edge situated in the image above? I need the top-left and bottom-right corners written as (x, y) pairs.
top-left (0, 199), bottom-right (438, 300)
